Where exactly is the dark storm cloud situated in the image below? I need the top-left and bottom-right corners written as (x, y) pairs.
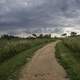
top-left (0, 0), bottom-right (80, 35)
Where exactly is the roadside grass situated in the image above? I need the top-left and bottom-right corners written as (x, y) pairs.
top-left (0, 38), bottom-right (55, 80)
top-left (55, 38), bottom-right (80, 80)
top-left (0, 38), bottom-right (54, 63)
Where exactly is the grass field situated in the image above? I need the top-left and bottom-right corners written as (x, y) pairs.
top-left (55, 36), bottom-right (80, 80)
top-left (0, 38), bottom-right (55, 80)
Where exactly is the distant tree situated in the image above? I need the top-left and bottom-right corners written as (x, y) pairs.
top-left (62, 33), bottom-right (67, 37)
top-left (70, 32), bottom-right (77, 37)
top-left (1, 34), bottom-right (18, 39)
top-left (44, 34), bottom-right (51, 38)
top-left (32, 34), bottom-right (37, 38)
top-left (38, 34), bottom-right (43, 38)
top-left (27, 36), bottom-right (35, 39)
top-left (54, 36), bottom-right (57, 39)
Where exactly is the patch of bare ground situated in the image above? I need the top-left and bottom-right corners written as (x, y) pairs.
top-left (19, 41), bottom-right (69, 80)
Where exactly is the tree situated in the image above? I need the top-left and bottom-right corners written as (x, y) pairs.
top-left (32, 34), bottom-right (37, 38)
top-left (62, 33), bottom-right (67, 37)
top-left (1, 34), bottom-right (18, 39)
top-left (38, 34), bottom-right (43, 38)
top-left (70, 32), bottom-right (77, 37)
top-left (44, 34), bottom-right (51, 38)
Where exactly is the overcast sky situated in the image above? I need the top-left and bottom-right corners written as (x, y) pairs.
top-left (0, 0), bottom-right (80, 35)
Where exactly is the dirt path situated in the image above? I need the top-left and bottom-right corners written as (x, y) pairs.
top-left (19, 41), bottom-right (69, 80)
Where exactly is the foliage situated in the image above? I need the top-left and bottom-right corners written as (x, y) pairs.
top-left (0, 38), bottom-right (55, 80)
top-left (61, 33), bottom-right (67, 36)
top-left (32, 34), bottom-right (37, 38)
top-left (1, 34), bottom-right (19, 40)
top-left (55, 37), bottom-right (80, 80)
top-left (38, 34), bottom-right (51, 38)
top-left (70, 32), bottom-right (77, 37)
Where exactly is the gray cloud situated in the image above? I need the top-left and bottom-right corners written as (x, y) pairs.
top-left (0, 0), bottom-right (80, 35)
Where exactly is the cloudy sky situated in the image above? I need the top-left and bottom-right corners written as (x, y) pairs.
top-left (0, 0), bottom-right (80, 36)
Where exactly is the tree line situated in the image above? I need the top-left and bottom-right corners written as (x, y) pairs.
top-left (62, 32), bottom-right (79, 37)
top-left (0, 34), bottom-right (51, 39)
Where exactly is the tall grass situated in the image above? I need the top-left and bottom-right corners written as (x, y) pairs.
top-left (0, 38), bottom-right (55, 80)
top-left (63, 37), bottom-right (80, 61)
top-left (63, 37), bottom-right (80, 52)
top-left (0, 40), bottom-right (32, 63)
top-left (55, 36), bottom-right (80, 80)
top-left (0, 39), bottom-right (52, 63)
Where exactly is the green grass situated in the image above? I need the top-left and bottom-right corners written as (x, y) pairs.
top-left (0, 38), bottom-right (54, 63)
top-left (63, 37), bottom-right (80, 53)
top-left (0, 38), bottom-right (55, 80)
top-left (55, 37), bottom-right (80, 80)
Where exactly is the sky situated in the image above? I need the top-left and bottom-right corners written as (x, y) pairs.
top-left (0, 0), bottom-right (80, 36)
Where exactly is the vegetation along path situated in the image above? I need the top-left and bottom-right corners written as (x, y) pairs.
top-left (19, 41), bottom-right (69, 80)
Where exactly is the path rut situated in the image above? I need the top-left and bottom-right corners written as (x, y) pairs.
top-left (19, 41), bottom-right (69, 80)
